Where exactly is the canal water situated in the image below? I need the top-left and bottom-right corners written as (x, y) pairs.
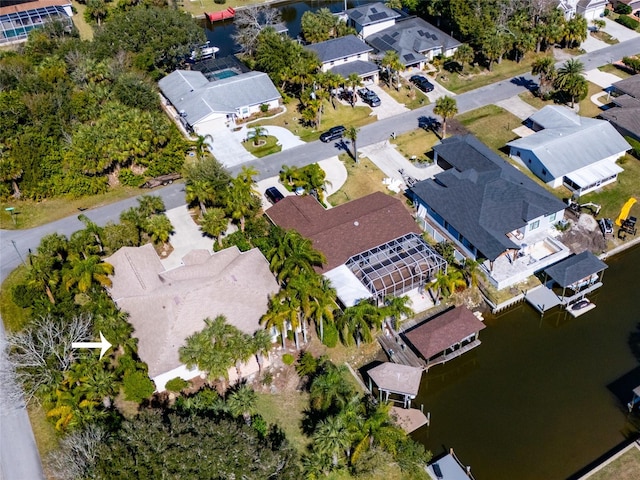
top-left (411, 245), bottom-right (640, 480)
top-left (200, 0), bottom-right (377, 56)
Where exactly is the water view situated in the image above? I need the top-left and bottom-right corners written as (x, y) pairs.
top-left (200, 0), bottom-right (377, 56)
top-left (412, 245), bottom-right (640, 479)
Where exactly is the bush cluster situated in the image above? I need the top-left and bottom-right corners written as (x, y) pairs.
top-left (615, 15), bottom-right (640, 30)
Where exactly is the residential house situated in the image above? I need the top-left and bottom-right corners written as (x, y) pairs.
top-left (366, 16), bottom-right (461, 69)
top-left (158, 68), bottom-right (281, 134)
top-left (266, 192), bottom-right (446, 306)
top-left (345, 2), bottom-right (402, 39)
top-left (507, 106), bottom-right (630, 195)
top-left (600, 74), bottom-right (640, 142)
top-left (558, 0), bottom-right (607, 20)
top-left (105, 244), bottom-right (279, 392)
top-left (410, 135), bottom-right (570, 290)
top-left (1, 0), bottom-right (73, 45)
top-left (305, 34), bottom-right (379, 83)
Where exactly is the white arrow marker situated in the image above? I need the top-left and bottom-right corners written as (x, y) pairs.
top-left (72, 332), bottom-right (112, 359)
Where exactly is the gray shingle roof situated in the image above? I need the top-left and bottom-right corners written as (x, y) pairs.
top-left (600, 105), bottom-right (640, 140)
top-left (544, 251), bottom-right (607, 287)
top-left (346, 2), bottom-right (401, 26)
top-left (410, 135), bottom-right (567, 261)
top-left (329, 60), bottom-right (379, 78)
top-left (508, 106), bottom-right (631, 179)
top-left (366, 16), bottom-right (461, 66)
top-left (305, 35), bottom-right (372, 63)
top-left (159, 70), bottom-right (281, 126)
top-left (613, 74), bottom-right (640, 100)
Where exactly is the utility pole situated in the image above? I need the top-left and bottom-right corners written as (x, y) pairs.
top-left (11, 240), bottom-right (27, 267)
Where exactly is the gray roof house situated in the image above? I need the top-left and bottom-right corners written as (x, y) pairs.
top-left (158, 69), bottom-right (281, 132)
top-left (600, 74), bottom-right (640, 142)
top-left (305, 35), bottom-right (379, 82)
top-left (345, 2), bottom-right (402, 39)
top-left (507, 106), bottom-right (630, 195)
top-left (106, 244), bottom-right (279, 392)
top-left (410, 135), bottom-right (570, 290)
top-left (558, 0), bottom-right (607, 20)
top-left (366, 16), bottom-right (461, 69)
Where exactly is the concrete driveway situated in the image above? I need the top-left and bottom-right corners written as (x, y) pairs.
top-left (367, 84), bottom-right (410, 119)
top-left (584, 68), bottom-right (623, 88)
top-left (360, 141), bottom-right (442, 187)
top-left (602, 17), bottom-right (640, 43)
top-left (162, 206), bottom-right (214, 270)
top-left (496, 96), bottom-right (538, 121)
top-left (198, 126), bottom-right (256, 169)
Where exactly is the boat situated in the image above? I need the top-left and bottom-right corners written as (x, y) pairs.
top-left (189, 42), bottom-right (219, 62)
top-left (571, 299), bottom-right (591, 311)
top-left (206, 7), bottom-right (235, 22)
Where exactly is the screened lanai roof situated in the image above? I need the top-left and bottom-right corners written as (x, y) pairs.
top-left (346, 232), bottom-right (447, 299)
top-left (0, 0), bottom-right (72, 44)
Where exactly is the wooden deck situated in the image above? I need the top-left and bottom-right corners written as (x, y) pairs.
top-left (378, 333), bottom-right (427, 369)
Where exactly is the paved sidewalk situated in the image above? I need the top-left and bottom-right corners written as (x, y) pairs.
top-left (581, 31), bottom-right (609, 53)
top-left (496, 96), bottom-right (538, 121)
top-left (162, 206), bottom-right (214, 270)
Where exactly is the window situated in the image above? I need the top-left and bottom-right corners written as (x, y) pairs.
top-left (542, 169), bottom-right (547, 176)
top-left (547, 213), bottom-right (556, 222)
top-left (528, 158), bottom-right (531, 164)
top-left (529, 220), bottom-right (540, 231)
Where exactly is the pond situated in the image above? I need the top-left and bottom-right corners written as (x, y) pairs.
top-left (410, 245), bottom-right (640, 479)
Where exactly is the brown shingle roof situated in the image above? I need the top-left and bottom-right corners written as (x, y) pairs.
top-left (404, 307), bottom-right (486, 360)
top-left (368, 362), bottom-right (422, 396)
top-left (105, 246), bottom-right (279, 378)
top-left (266, 192), bottom-right (420, 272)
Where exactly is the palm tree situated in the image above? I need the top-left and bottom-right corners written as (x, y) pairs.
top-left (309, 363), bottom-right (352, 412)
top-left (200, 208), bottom-right (228, 246)
top-left (462, 258), bottom-right (481, 287)
top-left (144, 214), bottom-right (174, 245)
top-left (192, 134), bottom-right (213, 160)
top-left (267, 229), bottom-right (326, 283)
top-left (280, 164), bottom-right (303, 188)
top-left (226, 384), bottom-right (257, 425)
top-left (531, 55), bottom-right (556, 96)
top-left (554, 58), bottom-right (586, 107)
top-left (246, 125), bottom-right (269, 146)
top-left (433, 95), bottom-right (458, 139)
top-left (453, 43), bottom-right (474, 69)
top-left (338, 301), bottom-right (383, 347)
top-left (344, 126), bottom-right (359, 162)
top-left (260, 292), bottom-right (298, 349)
top-left (63, 255), bottom-right (114, 293)
top-left (137, 195), bottom-right (165, 217)
top-left (351, 401), bottom-right (398, 464)
top-left (313, 416), bottom-right (351, 467)
top-left (28, 254), bottom-right (60, 304)
top-left (382, 295), bottom-right (413, 330)
top-left (251, 329), bottom-right (272, 373)
top-left (224, 166), bottom-right (259, 232)
top-left (345, 73), bottom-right (363, 107)
top-left (381, 50), bottom-right (403, 90)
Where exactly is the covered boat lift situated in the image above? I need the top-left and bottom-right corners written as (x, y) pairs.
top-left (367, 362), bottom-right (422, 408)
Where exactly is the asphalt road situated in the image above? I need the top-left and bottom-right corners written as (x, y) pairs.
top-left (1, 36), bottom-right (639, 480)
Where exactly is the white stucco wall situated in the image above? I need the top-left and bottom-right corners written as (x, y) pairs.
top-left (321, 52), bottom-right (370, 72)
top-left (359, 20), bottom-right (396, 39)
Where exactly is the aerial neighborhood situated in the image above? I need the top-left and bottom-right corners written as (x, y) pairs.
top-left (2, 0), bottom-right (640, 479)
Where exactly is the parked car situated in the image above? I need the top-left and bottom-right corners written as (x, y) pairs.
top-left (141, 173), bottom-right (182, 188)
top-left (357, 87), bottom-right (381, 107)
top-left (320, 125), bottom-right (346, 143)
top-left (410, 75), bottom-right (434, 93)
top-left (599, 218), bottom-right (613, 235)
top-left (265, 186), bottom-right (285, 204)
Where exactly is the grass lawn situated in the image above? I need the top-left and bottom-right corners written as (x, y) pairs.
top-left (391, 128), bottom-right (440, 163)
top-left (379, 82), bottom-right (430, 109)
top-left (519, 90), bottom-right (553, 110)
top-left (0, 266), bottom-right (30, 332)
top-left (585, 445), bottom-right (640, 480)
top-left (254, 391), bottom-right (309, 453)
top-left (437, 52), bottom-right (542, 94)
top-left (581, 154), bottom-right (640, 220)
top-left (28, 403), bottom-right (59, 459)
top-left (327, 155), bottom-right (389, 206)
top-left (457, 105), bottom-right (522, 153)
top-left (578, 81), bottom-right (605, 118)
top-left (264, 100), bottom-right (375, 143)
top-left (242, 135), bottom-right (282, 157)
top-left (0, 185), bottom-right (148, 230)
top-left (590, 30), bottom-right (619, 45)
top-left (71, 1), bottom-right (95, 40)
top-left (598, 63), bottom-right (633, 79)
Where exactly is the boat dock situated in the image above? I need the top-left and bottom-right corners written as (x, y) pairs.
top-left (378, 331), bottom-right (427, 369)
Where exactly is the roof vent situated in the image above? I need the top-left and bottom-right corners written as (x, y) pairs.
top-left (354, 221), bottom-right (360, 226)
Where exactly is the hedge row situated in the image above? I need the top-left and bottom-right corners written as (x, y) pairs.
top-left (615, 15), bottom-right (640, 31)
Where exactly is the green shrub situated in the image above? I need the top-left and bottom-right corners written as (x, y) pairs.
top-left (321, 322), bottom-right (339, 348)
top-left (123, 371), bottom-right (155, 402)
top-left (604, 8), bottom-right (610, 16)
top-left (165, 377), bottom-right (189, 392)
top-left (119, 169), bottom-right (145, 187)
top-left (218, 231), bottom-right (252, 252)
top-left (11, 283), bottom-right (39, 308)
top-left (615, 15), bottom-right (639, 30)
top-left (615, 4), bottom-right (632, 14)
top-left (213, 0), bottom-right (225, 4)
top-left (260, 103), bottom-right (269, 113)
top-left (622, 56), bottom-right (640, 73)
top-left (282, 353), bottom-right (295, 365)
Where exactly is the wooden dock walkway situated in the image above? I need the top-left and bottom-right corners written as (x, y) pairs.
top-left (378, 332), bottom-right (427, 369)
